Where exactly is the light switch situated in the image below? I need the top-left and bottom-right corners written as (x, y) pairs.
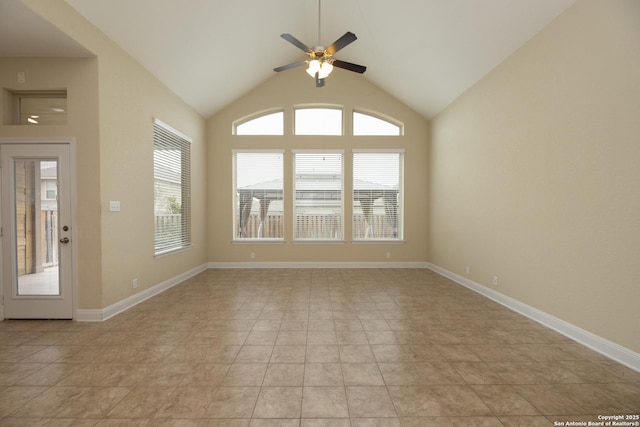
top-left (109, 201), bottom-right (121, 212)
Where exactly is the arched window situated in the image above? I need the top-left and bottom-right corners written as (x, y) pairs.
top-left (353, 111), bottom-right (403, 136)
top-left (234, 111), bottom-right (284, 135)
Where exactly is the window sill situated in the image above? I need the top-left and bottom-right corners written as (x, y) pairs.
top-left (351, 240), bottom-right (405, 244)
top-left (154, 245), bottom-right (193, 259)
top-left (292, 240), bottom-right (346, 244)
top-left (232, 239), bottom-right (285, 244)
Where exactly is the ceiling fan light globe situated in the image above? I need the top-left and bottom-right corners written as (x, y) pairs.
top-left (306, 60), bottom-right (321, 77)
top-left (319, 62), bottom-right (333, 79)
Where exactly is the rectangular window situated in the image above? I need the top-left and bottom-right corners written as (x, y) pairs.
top-left (153, 118), bottom-right (192, 255)
top-left (294, 108), bottom-right (343, 135)
top-left (353, 150), bottom-right (403, 240)
top-left (293, 150), bottom-right (344, 240)
top-left (233, 150), bottom-right (284, 240)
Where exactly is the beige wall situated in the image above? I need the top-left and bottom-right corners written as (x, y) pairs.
top-left (207, 69), bottom-right (429, 264)
top-left (430, 0), bottom-right (640, 353)
top-left (0, 57), bottom-right (102, 308)
top-left (12, 0), bottom-right (208, 309)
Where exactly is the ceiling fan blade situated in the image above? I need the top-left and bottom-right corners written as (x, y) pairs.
top-left (325, 31), bottom-right (357, 55)
top-left (332, 59), bottom-right (367, 74)
top-left (274, 61), bottom-right (308, 72)
top-left (280, 33), bottom-right (313, 54)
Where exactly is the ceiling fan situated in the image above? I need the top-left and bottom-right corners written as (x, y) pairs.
top-left (273, 0), bottom-right (367, 87)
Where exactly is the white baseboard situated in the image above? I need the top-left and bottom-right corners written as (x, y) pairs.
top-left (208, 261), bottom-right (430, 269)
top-left (427, 263), bottom-right (640, 373)
top-left (76, 263), bottom-right (208, 322)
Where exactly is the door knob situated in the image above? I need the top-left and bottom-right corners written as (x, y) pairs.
top-left (60, 237), bottom-right (70, 244)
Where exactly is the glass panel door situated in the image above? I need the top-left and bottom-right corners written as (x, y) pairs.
top-left (1, 143), bottom-right (73, 319)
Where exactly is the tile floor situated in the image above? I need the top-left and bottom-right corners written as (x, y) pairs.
top-left (0, 268), bottom-right (639, 426)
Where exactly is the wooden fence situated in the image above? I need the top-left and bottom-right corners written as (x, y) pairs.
top-left (241, 213), bottom-right (395, 239)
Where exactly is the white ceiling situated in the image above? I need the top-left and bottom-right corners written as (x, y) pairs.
top-left (0, 0), bottom-right (92, 57)
top-left (3, 0), bottom-right (576, 119)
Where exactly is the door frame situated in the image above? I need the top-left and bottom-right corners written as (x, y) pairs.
top-left (0, 137), bottom-right (78, 320)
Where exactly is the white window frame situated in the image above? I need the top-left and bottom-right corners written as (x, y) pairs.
top-left (153, 118), bottom-right (192, 256)
top-left (293, 149), bottom-right (345, 242)
top-left (352, 149), bottom-right (404, 242)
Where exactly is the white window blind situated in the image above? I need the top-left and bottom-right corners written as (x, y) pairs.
top-left (153, 119), bottom-right (192, 255)
top-left (353, 150), bottom-right (403, 240)
top-left (234, 150), bottom-right (284, 240)
top-left (293, 151), bottom-right (343, 240)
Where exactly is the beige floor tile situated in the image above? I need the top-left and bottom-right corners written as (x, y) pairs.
top-left (270, 346), bottom-right (307, 363)
top-left (179, 363), bottom-right (230, 387)
top-left (470, 385), bottom-right (540, 415)
top-left (378, 363), bottom-right (423, 385)
top-left (223, 364), bottom-right (268, 386)
top-left (263, 363), bottom-right (305, 386)
top-left (307, 331), bottom-right (338, 346)
top-left (336, 331), bottom-right (368, 345)
top-left (16, 362), bottom-right (79, 386)
top-left (300, 419), bottom-right (350, 427)
top-left (55, 386), bottom-right (132, 418)
top-left (0, 385), bottom-right (48, 417)
top-left (351, 418), bottom-right (402, 427)
top-left (105, 386), bottom-right (174, 419)
top-left (249, 419), bottom-right (300, 427)
top-left (447, 417), bottom-right (504, 427)
top-left (345, 386), bottom-right (397, 417)
top-left (301, 386), bottom-right (349, 418)
top-left (0, 269), bottom-right (635, 426)
top-left (197, 420), bottom-right (250, 427)
top-left (371, 346), bottom-right (410, 363)
top-left (155, 386), bottom-right (216, 418)
top-left (245, 331), bottom-right (278, 346)
top-left (235, 346), bottom-right (274, 363)
top-left (306, 346), bottom-right (340, 363)
top-left (339, 346), bottom-right (375, 363)
top-left (205, 387), bottom-right (260, 418)
top-left (414, 361), bottom-right (466, 385)
top-left (11, 386), bottom-right (90, 418)
top-left (512, 384), bottom-right (589, 414)
top-left (276, 331), bottom-right (307, 346)
top-left (365, 331), bottom-right (399, 345)
top-left (342, 363), bottom-right (384, 386)
top-left (252, 386), bottom-right (303, 418)
top-left (304, 363), bottom-right (343, 386)
top-left (399, 417), bottom-right (454, 427)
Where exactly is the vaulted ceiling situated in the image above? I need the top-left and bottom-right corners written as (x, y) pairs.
top-left (2, 0), bottom-right (575, 119)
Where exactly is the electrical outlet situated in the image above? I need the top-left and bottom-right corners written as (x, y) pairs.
top-left (492, 276), bottom-right (498, 286)
top-left (385, 252), bottom-right (391, 259)
top-left (132, 278), bottom-right (138, 289)
top-left (465, 266), bottom-right (470, 275)
top-left (250, 252), bottom-right (255, 259)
